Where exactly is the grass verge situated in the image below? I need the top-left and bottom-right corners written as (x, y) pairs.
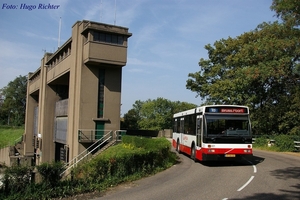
top-left (0, 126), bottom-right (24, 148)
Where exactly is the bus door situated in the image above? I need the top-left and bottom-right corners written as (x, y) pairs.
top-left (180, 117), bottom-right (184, 146)
top-left (196, 115), bottom-right (202, 147)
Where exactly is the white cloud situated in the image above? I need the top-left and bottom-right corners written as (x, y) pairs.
top-left (21, 31), bottom-right (58, 41)
top-left (0, 40), bottom-right (39, 62)
top-left (132, 23), bottom-right (163, 49)
top-left (83, 2), bottom-right (102, 21)
top-left (0, 39), bottom-right (40, 88)
top-left (113, 0), bottom-right (144, 27)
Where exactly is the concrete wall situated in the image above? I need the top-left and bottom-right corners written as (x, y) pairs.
top-left (125, 129), bottom-right (173, 138)
top-left (0, 147), bottom-right (10, 166)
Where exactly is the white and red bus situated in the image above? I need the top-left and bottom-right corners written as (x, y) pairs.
top-left (172, 105), bottom-right (252, 161)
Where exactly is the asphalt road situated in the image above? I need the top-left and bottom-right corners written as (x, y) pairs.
top-left (97, 149), bottom-right (300, 200)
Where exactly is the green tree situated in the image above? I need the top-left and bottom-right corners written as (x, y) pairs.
top-left (271, 0), bottom-right (300, 27)
top-left (0, 75), bottom-right (27, 126)
top-left (123, 98), bottom-right (196, 130)
top-left (138, 98), bottom-right (173, 130)
top-left (186, 21), bottom-right (300, 135)
top-left (121, 100), bottom-right (144, 130)
top-left (122, 108), bottom-right (140, 129)
top-left (271, 0), bottom-right (300, 75)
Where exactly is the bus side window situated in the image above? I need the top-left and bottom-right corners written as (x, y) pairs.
top-left (173, 119), bottom-right (177, 132)
top-left (180, 118), bottom-right (184, 133)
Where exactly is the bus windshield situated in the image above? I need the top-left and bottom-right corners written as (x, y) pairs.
top-left (205, 115), bottom-right (250, 136)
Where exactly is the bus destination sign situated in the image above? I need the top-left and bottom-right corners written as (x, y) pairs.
top-left (208, 107), bottom-right (245, 113)
top-left (220, 108), bottom-right (245, 113)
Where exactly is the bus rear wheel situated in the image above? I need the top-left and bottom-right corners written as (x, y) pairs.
top-left (191, 145), bottom-right (196, 161)
top-left (176, 139), bottom-right (181, 154)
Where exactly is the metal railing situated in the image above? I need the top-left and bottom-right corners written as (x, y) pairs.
top-left (115, 129), bottom-right (127, 141)
top-left (78, 129), bottom-right (109, 142)
top-left (60, 130), bottom-right (127, 177)
top-left (61, 130), bottom-right (113, 176)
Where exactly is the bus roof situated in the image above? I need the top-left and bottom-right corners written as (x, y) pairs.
top-left (173, 108), bottom-right (196, 118)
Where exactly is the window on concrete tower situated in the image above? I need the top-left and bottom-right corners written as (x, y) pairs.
top-left (98, 69), bottom-right (105, 118)
top-left (92, 31), bottom-right (124, 46)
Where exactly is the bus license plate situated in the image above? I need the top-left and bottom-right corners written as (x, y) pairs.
top-left (225, 154), bottom-right (235, 157)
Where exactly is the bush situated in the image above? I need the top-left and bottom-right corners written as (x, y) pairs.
top-left (36, 161), bottom-right (65, 187)
top-left (73, 136), bottom-right (177, 188)
top-left (273, 134), bottom-right (295, 152)
top-left (0, 164), bottom-right (33, 196)
top-left (253, 136), bottom-right (268, 147)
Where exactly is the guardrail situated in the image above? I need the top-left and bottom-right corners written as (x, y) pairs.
top-left (252, 138), bottom-right (300, 151)
top-left (294, 141), bottom-right (300, 151)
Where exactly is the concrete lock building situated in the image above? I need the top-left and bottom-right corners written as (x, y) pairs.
top-left (21, 20), bottom-right (132, 166)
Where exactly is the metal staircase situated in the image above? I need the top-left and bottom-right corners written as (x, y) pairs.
top-left (60, 130), bottom-right (125, 177)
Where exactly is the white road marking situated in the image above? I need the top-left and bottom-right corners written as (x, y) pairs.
top-left (223, 159), bottom-right (258, 199)
top-left (237, 176), bottom-right (255, 191)
top-left (252, 164), bottom-right (257, 173)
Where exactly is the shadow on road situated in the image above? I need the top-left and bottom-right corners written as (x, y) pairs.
top-left (270, 166), bottom-right (300, 180)
top-left (197, 155), bottom-right (265, 167)
top-left (248, 155), bottom-right (265, 165)
top-left (230, 183), bottom-right (300, 200)
top-left (229, 164), bottom-right (300, 199)
top-left (230, 190), bottom-right (300, 200)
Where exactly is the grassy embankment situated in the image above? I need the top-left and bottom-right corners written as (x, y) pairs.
top-left (0, 135), bottom-right (179, 200)
top-left (0, 126), bottom-right (24, 148)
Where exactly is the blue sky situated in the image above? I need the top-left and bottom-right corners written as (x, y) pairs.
top-left (0, 0), bottom-right (276, 115)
